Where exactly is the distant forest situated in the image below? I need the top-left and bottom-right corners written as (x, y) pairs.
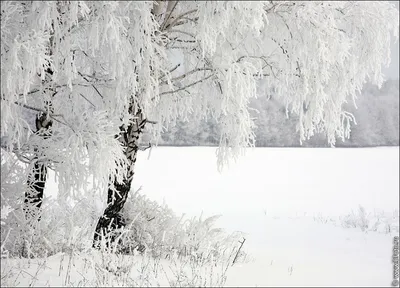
top-left (152, 79), bottom-right (399, 147)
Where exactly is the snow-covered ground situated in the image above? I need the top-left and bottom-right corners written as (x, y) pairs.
top-left (132, 146), bottom-right (400, 287)
top-left (2, 147), bottom-right (399, 287)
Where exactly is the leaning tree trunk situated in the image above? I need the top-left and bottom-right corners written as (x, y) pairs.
top-left (93, 108), bottom-right (147, 249)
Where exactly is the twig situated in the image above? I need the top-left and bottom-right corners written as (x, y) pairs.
top-left (265, 2), bottom-right (279, 13)
top-left (166, 9), bottom-right (197, 31)
top-left (232, 237), bottom-right (246, 266)
top-left (169, 37), bottom-right (196, 44)
top-left (52, 114), bottom-right (76, 133)
top-left (169, 29), bottom-right (196, 39)
top-left (13, 101), bottom-right (49, 114)
top-left (158, 63), bottom-right (181, 82)
top-left (159, 73), bottom-right (214, 96)
top-left (139, 143), bottom-right (152, 151)
top-left (77, 71), bottom-right (104, 99)
top-left (79, 93), bottom-right (96, 108)
top-left (12, 101), bottom-right (62, 117)
top-left (169, 63), bottom-right (181, 74)
top-left (147, 216), bottom-right (155, 222)
top-left (160, 1), bottom-right (179, 31)
top-left (161, 67), bottom-right (214, 85)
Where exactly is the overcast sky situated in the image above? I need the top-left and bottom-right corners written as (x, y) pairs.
top-left (383, 1), bottom-right (399, 80)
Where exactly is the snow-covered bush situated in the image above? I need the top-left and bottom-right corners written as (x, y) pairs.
top-left (340, 205), bottom-right (370, 231)
top-left (340, 206), bottom-right (399, 234)
top-left (1, 179), bottom-right (246, 287)
top-left (1, 151), bottom-right (101, 257)
top-left (1, 155), bottom-right (246, 266)
top-left (121, 191), bottom-right (246, 265)
top-left (1, 194), bottom-right (99, 258)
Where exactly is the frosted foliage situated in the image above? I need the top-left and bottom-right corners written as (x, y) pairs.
top-left (1, 2), bottom-right (398, 196)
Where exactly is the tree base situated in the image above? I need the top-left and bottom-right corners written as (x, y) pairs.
top-left (93, 181), bottom-right (130, 251)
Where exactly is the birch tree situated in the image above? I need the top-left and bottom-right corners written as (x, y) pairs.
top-left (1, 1), bottom-right (398, 247)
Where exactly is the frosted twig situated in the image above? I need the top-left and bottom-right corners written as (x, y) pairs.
top-left (12, 101), bottom-right (61, 116)
top-left (169, 29), bottom-right (196, 39)
top-left (160, 1), bottom-right (179, 31)
top-left (159, 73), bottom-right (214, 96)
top-left (232, 237), bottom-right (246, 266)
top-left (166, 9), bottom-right (197, 31)
top-left (161, 67), bottom-right (214, 85)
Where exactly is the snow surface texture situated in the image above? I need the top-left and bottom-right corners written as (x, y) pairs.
top-left (3, 147), bottom-right (399, 287)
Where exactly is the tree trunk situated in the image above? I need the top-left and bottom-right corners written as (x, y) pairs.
top-left (93, 108), bottom-right (146, 250)
top-left (23, 112), bottom-right (53, 223)
top-left (24, 158), bottom-right (47, 222)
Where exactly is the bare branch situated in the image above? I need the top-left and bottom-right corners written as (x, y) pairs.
top-left (166, 9), bottom-right (197, 31)
top-left (78, 71), bottom-right (104, 99)
top-left (159, 63), bottom-right (181, 80)
top-left (161, 67), bottom-right (214, 85)
top-left (168, 63), bottom-right (181, 74)
top-left (169, 18), bottom-right (197, 29)
top-left (158, 63), bottom-right (182, 85)
top-left (169, 37), bottom-right (196, 44)
top-left (166, 46), bottom-right (197, 50)
top-left (12, 101), bottom-right (62, 117)
top-left (168, 29), bottom-right (196, 39)
top-left (145, 119), bottom-right (158, 125)
top-left (11, 101), bottom-right (76, 132)
top-left (160, 1), bottom-right (179, 31)
top-left (79, 93), bottom-right (96, 108)
top-left (232, 237), bottom-right (246, 266)
top-left (139, 143), bottom-right (152, 151)
top-left (265, 2), bottom-right (279, 13)
top-left (160, 73), bottom-right (214, 96)
top-left (51, 114), bottom-right (76, 133)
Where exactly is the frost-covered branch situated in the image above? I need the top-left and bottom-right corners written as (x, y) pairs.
top-left (1, 0), bottom-right (398, 200)
top-left (169, 29), bottom-right (196, 39)
top-left (159, 73), bottom-right (215, 96)
top-left (166, 9), bottom-right (198, 31)
top-left (160, 1), bottom-right (179, 31)
top-left (12, 101), bottom-right (60, 117)
top-left (162, 67), bottom-right (214, 85)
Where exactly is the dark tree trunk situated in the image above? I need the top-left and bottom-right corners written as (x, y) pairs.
top-left (24, 111), bottom-right (53, 223)
top-left (93, 108), bottom-right (146, 250)
top-left (93, 178), bottom-right (131, 246)
top-left (24, 159), bottom-right (48, 222)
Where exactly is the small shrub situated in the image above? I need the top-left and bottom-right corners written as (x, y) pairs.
top-left (340, 205), bottom-right (399, 234)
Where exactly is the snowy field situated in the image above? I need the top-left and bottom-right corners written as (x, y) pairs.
top-left (133, 146), bottom-right (400, 287)
top-left (2, 147), bottom-right (399, 287)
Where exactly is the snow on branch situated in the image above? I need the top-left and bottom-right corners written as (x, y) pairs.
top-left (1, 1), bottom-right (398, 196)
